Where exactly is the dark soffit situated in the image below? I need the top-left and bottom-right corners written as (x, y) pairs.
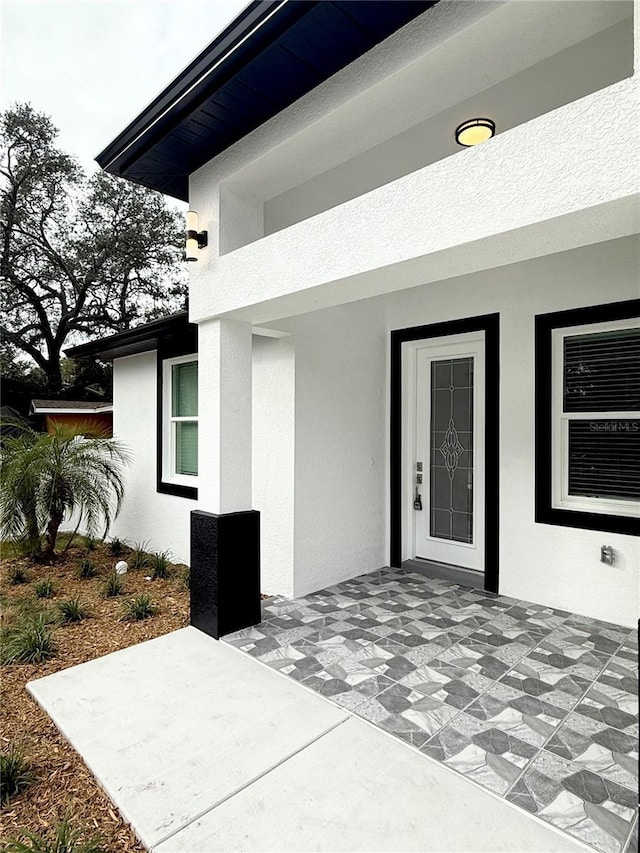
top-left (97, 1), bottom-right (439, 200)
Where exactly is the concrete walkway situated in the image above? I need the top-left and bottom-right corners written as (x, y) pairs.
top-left (28, 627), bottom-right (588, 852)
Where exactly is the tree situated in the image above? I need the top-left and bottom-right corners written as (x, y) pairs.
top-left (0, 423), bottom-right (131, 561)
top-left (0, 103), bottom-right (187, 394)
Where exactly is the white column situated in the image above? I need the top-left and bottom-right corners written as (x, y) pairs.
top-left (635, 0), bottom-right (640, 79)
top-left (197, 318), bottom-right (252, 514)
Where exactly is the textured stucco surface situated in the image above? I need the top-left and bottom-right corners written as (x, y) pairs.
top-left (191, 78), bottom-right (638, 324)
top-left (252, 336), bottom-right (295, 598)
top-left (263, 20), bottom-right (632, 237)
top-left (112, 353), bottom-right (193, 563)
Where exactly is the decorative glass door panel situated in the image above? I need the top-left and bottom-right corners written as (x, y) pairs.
top-left (413, 334), bottom-right (485, 573)
top-left (430, 357), bottom-right (473, 543)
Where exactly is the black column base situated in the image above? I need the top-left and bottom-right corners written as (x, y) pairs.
top-left (190, 509), bottom-right (260, 639)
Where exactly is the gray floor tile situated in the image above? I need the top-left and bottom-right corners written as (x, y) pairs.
top-left (355, 683), bottom-right (460, 747)
top-left (465, 680), bottom-right (567, 746)
top-left (545, 710), bottom-right (638, 791)
top-left (507, 749), bottom-right (637, 853)
top-left (438, 642), bottom-right (520, 680)
top-left (422, 710), bottom-right (539, 795)
top-left (575, 680), bottom-right (639, 732)
top-left (398, 661), bottom-right (494, 711)
top-left (500, 654), bottom-right (593, 707)
top-left (623, 816), bottom-right (638, 853)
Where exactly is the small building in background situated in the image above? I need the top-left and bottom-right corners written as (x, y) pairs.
top-left (30, 400), bottom-right (113, 436)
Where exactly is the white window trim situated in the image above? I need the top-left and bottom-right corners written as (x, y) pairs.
top-left (551, 317), bottom-right (639, 517)
top-left (162, 353), bottom-right (198, 488)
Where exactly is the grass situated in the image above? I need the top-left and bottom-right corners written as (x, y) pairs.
top-left (34, 579), bottom-right (55, 599)
top-left (57, 596), bottom-right (88, 624)
top-left (0, 743), bottom-right (35, 805)
top-left (122, 594), bottom-right (156, 621)
top-left (107, 537), bottom-right (125, 557)
top-left (182, 568), bottom-right (190, 589)
top-left (101, 572), bottom-right (124, 598)
top-left (9, 566), bottom-right (28, 585)
top-left (128, 541), bottom-right (152, 571)
top-left (77, 559), bottom-right (97, 580)
top-left (1, 613), bottom-right (56, 664)
top-left (151, 551), bottom-right (171, 580)
top-left (2, 817), bottom-right (104, 853)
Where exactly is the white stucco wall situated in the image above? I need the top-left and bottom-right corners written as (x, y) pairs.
top-left (272, 237), bottom-right (639, 625)
top-left (191, 75), bottom-right (638, 326)
top-left (263, 19), bottom-right (632, 237)
top-left (111, 341), bottom-right (296, 596)
top-left (290, 308), bottom-right (387, 597)
top-left (111, 352), bottom-right (193, 563)
top-left (188, 0), bottom-right (636, 326)
top-left (252, 335), bottom-right (296, 597)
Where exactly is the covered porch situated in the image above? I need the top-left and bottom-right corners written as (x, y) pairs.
top-left (191, 236), bottom-right (639, 635)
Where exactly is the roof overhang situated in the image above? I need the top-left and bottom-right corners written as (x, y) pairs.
top-left (30, 405), bottom-right (114, 415)
top-left (97, 0), bottom-right (439, 200)
top-left (65, 312), bottom-right (195, 361)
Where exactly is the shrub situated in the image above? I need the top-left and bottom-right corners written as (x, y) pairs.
top-left (0, 424), bottom-right (130, 561)
top-left (2, 817), bottom-right (104, 853)
top-left (77, 559), bottom-right (97, 580)
top-left (9, 566), bottom-right (28, 585)
top-left (1, 614), bottom-right (56, 664)
top-left (182, 568), bottom-right (190, 589)
top-left (101, 572), bottom-right (124, 598)
top-left (84, 536), bottom-right (97, 552)
top-left (122, 594), bottom-right (156, 621)
top-left (0, 744), bottom-right (34, 804)
top-left (108, 537), bottom-right (124, 557)
top-left (151, 551), bottom-right (171, 580)
top-left (34, 579), bottom-right (54, 599)
top-left (129, 541), bottom-right (152, 571)
top-left (57, 596), bottom-right (88, 624)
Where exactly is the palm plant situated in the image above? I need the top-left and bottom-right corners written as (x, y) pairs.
top-left (0, 424), bottom-right (130, 561)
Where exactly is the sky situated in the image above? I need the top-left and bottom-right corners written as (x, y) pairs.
top-left (0, 0), bottom-right (249, 184)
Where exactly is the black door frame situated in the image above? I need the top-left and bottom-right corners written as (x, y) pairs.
top-left (390, 313), bottom-right (500, 593)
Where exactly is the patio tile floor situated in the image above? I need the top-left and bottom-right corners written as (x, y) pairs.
top-left (224, 568), bottom-right (639, 853)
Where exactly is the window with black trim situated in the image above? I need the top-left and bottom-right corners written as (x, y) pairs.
top-left (535, 300), bottom-right (640, 536)
top-left (162, 354), bottom-right (198, 489)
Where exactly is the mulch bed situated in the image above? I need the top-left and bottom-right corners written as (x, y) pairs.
top-left (0, 541), bottom-right (190, 851)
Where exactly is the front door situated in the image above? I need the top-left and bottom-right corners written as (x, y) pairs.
top-left (414, 333), bottom-right (485, 572)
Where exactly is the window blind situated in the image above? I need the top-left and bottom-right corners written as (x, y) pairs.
top-left (564, 327), bottom-right (640, 413)
top-left (568, 420), bottom-right (640, 501)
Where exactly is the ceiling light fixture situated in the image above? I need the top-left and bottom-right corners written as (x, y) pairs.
top-left (455, 118), bottom-right (495, 147)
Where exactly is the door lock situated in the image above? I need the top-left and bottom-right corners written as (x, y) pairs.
top-left (414, 487), bottom-right (423, 511)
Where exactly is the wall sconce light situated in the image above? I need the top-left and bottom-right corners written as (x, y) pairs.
top-left (455, 118), bottom-right (495, 147)
top-left (185, 210), bottom-right (208, 262)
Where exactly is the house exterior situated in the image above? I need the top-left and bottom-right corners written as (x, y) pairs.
top-left (70, 0), bottom-right (639, 634)
top-left (30, 400), bottom-right (113, 436)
